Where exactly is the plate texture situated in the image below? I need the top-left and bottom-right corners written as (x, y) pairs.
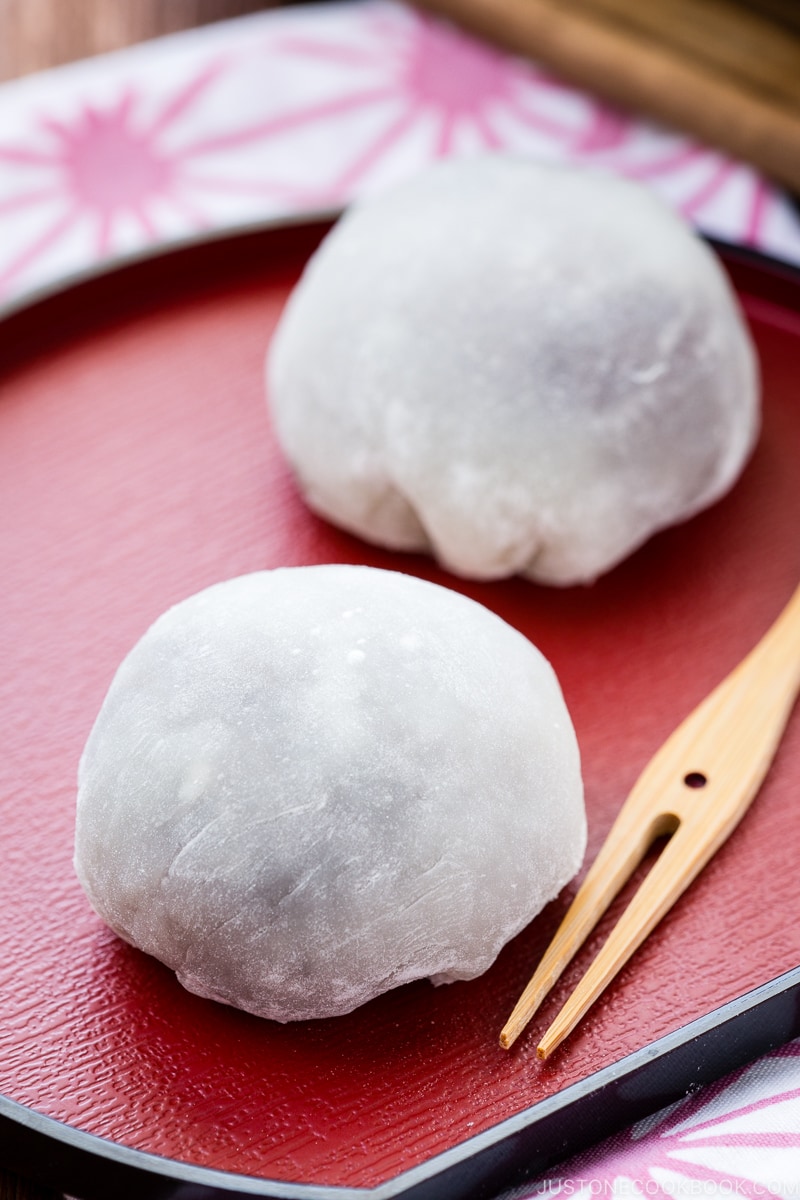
top-left (1, 222), bottom-right (800, 1198)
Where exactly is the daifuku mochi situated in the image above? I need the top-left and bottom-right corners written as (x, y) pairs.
top-left (74, 565), bottom-right (585, 1022)
top-left (267, 156), bottom-right (759, 585)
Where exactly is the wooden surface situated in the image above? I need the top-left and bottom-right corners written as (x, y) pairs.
top-left (413, 0), bottom-right (800, 193)
top-left (0, 0), bottom-right (284, 80)
top-left (546, 0), bottom-right (800, 110)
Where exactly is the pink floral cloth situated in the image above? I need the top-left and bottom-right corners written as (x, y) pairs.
top-left (1, 0), bottom-right (800, 314)
top-left (508, 1039), bottom-right (800, 1198)
top-left (3, 2), bottom-right (800, 1192)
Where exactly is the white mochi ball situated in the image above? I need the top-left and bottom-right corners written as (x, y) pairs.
top-left (267, 156), bottom-right (759, 585)
top-left (75, 566), bottom-right (585, 1022)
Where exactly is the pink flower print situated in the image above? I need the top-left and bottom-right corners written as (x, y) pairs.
top-left (572, 105), bottom-right (630, 155)
top-left (53, 93), bottom-right (174, 248)
top-left (238, 6), bottom-right (627, 203)
top-left (388, 14), bottom-right (547, 153)
top-left (370, 9), bottom-right (631, 157)
top-left (0, 58), bottom-right (296, 300)
top-left (587, 133), bottom-right (773, 247)
top-left (529, 1040), bottom-right (800, 1197)
top-left (0, 0), bottom-right (793, 305)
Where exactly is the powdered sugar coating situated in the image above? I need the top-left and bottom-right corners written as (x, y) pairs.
top-left (75, 565), bottom-right (585, 1022)
top-left (268, 157), bottom-right (759, 585)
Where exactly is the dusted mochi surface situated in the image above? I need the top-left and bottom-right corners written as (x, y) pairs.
top-left (267, 156), bottom-right (760, 585)
top-left (74, 565), bottom-right (585, 1022)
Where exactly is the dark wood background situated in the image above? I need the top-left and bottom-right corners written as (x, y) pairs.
top-left (0, 0), bottom-right (281, 79)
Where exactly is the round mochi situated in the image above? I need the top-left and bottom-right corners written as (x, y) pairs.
top-left (267, 156), bottom-right (759, 585)
top-left (75, 565), bottom-right (585, 1022)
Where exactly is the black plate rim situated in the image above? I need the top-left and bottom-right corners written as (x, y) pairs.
top-left (2, 964), bottom-right (800, 1200)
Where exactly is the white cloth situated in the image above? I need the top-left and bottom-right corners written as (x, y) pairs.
top-left (1, 0), bottom-right (799, 315)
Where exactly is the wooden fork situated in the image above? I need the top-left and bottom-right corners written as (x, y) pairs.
top-left (500, 581), bottom-right (800, 1058)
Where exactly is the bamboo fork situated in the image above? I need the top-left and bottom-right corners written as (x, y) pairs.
top-left (501, 581), bottom-right (800, 1058)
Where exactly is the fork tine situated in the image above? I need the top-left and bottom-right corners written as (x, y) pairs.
top-left (499, 791), bottom-right (676, 1050)
top-left (535, 819), bottom-right (709, 1058)
top-left (500, 581), bottom-right (800, 1056)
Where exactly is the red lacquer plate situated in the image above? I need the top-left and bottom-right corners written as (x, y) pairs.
top-left (2, 221), bottom-right (800, 1200)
